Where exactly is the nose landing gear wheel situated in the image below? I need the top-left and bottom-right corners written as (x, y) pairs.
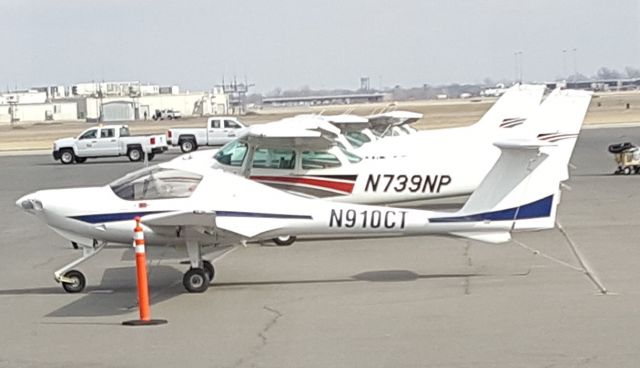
top-left (183, 268), bottom-right (210, 293)
top-left (202, 260), bottom-right (215, 281)
top-left (61, 270), bottom-right (86, 293)
top-left (273, 235), bottom-right (296, 246)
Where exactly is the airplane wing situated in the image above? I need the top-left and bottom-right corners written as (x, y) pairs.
top-left (142, 210), bottom-right (216, 228)
top-left (242, 117), bottom-right (340, 150)
top-left (140, 209), bottom-right (295, 240)
top-left (322, 114), bottom-right (371, 132)
top-left (367, 111), bottom-right (423, 128)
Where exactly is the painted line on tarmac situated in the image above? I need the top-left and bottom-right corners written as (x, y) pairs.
top-left (583, 121), bottom-right (640, 130)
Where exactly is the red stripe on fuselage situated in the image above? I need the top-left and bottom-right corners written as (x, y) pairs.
top-left (250, 176), bottom-right (355, 194)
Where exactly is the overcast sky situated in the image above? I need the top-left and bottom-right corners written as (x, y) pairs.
top-left (1, 0), bottom-right (638, 92)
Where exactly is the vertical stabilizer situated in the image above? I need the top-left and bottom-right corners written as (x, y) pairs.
top-left (433, 89), bottom-right (592, 233)
top-left (472, 84), bottom-right (545, 130)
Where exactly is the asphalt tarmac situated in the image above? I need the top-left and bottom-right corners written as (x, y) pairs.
top-left (1, 127), bottom-right (640, 367)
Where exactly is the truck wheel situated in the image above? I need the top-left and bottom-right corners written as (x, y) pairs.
top-left (128, 147), bottom-right (143, 162)
top-left (180, 140), bottom-right (196, 153)
top-left (623, 167), bottom-right (632, 175)
top-left (60, 149), bottom-right (75, 164)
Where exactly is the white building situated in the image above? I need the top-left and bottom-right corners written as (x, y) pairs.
top-left (0, 90), bottom-right (47, 105)
top-left (71, 81), bottom-right (163, 97)
top-left (77, 91), bottom-right (229, 122)
top-left (0, 101), bottom-right (78, 123)
top-left (0, 81), bottom-right (231, 123)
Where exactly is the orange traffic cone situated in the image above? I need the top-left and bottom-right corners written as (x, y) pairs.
top-left (123, 216), bottom-right (167, 326)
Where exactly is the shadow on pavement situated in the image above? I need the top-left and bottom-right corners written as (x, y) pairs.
top-left (0, 266), bottom-right (184, 317)
top-left (213, 269), bottom-right (488, 288)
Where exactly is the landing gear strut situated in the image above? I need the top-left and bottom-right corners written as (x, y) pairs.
top-left (54, 241), bottom-right (106, 293)
top-left (182, 241), bottom-right (215, 293)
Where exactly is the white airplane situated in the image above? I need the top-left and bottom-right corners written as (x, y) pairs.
top-left (16, 90), bottom-right (590, 294)
top-left (176, 88), bottom-right (586, 209)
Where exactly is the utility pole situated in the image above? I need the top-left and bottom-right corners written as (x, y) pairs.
top-left (572, 48), bottom-right (578, 78)
top-left (562, 49), bottom-right (567, 79)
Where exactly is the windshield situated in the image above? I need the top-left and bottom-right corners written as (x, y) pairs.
top-left (345, 131), bottom-right (371, 148)
top-left (214, 140), bottom-right (247, 167)
top-left (110, 166), bottom-right (202, 200)
top-left (340, 146), bottom-right (362, 163)
top-left (120, 127), bottom-right (131, 137)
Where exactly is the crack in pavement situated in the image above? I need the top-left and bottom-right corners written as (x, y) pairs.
top-left (464, 242), bottom-right (472, 296)
top-left (229, 305), bottom-right (283, 368)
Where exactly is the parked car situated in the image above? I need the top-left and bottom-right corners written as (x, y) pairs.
top-left (166, 116), bottom-right (248, 153)
top-left (153, 109), bottom-right (182, 120)
top-left (52, 125), bottom-right (168, 164)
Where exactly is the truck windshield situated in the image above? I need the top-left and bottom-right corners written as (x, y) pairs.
top-left (120, 127), bottom-right (131, 137)
top-left (214, 140), bottom-right (247, 166)
top-left (110, 166), bottom-right (202, 200)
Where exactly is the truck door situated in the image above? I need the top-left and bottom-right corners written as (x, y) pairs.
top-left (207, 119), bottom-right (224, 145)
top-left (95, 127), bottom-right (119, 156)
top-left (76, 128), bottom-right (99, 156)
top-left (224, 119), bottom-right (242, 140)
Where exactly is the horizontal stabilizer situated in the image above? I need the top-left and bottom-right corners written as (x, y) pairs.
top-left (450, 231), bottom-right (511, 244)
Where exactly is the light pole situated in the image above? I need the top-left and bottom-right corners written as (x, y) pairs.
top-left (572, 48), bottom-right (578, 79)
top-left (514, 51), bottom-right (523, 83)
top-left (562, 49), bottom-right (567, 79)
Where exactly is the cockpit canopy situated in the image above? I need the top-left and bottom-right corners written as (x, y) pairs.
top-left (110, 166), bottom-right (203, 200)
top-left (213, 138), bottom-right (362, 170)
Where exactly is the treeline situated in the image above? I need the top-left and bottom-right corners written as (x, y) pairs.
top-left (246, 65), bottom-right (640, 103)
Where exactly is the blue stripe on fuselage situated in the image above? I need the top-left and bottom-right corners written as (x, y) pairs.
top-left (216, 211), bottom-right (312, 220)
top-left (70, 211), bottom-right (167, 224)
top-left (429, 195), bottom-right (553, 223)
top-left (70, 210), bottom-right (312, 224)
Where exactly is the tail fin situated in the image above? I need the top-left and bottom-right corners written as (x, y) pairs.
top-left (472, 84), bottom-right (546, 130)
top-left (433, 89), bottom-right (592, 241)
top-left (519, 88), bottom-right (592, 181)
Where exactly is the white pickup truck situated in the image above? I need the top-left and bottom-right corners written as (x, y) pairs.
top-left (166, 116), bottom-right (248, 153)
top-left (52, 125), bottom-right (168, 164)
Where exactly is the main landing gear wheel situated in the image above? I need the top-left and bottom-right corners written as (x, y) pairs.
top-left (61, 270), bottom-right (86, 293)
top-left (273, 235), bottom-right (297, 246)
top-left (203, 260), bottom-right (215, 281)
top-left (183, 268), bottom-right (210, 293)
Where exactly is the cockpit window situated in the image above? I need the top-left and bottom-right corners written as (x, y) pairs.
top-left (345, 131), bottom-right (371, 148)
top-left (110, 167), bottom-right (202, 200)
top-left (214, 140), bottom-right (247, 167)
top-left (302, 151), bottom-right (341, 169)
top-left (340, 147), bottom-right (362, 163)
top-left (252, 148), bottom-right (296, 169)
